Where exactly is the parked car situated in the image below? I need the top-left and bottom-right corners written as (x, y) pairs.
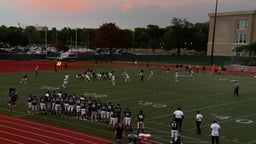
top-left (120, 51), bottom-right (135, 55)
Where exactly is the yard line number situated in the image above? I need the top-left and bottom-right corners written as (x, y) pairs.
top-left (138, 101), bottom-right (167, 108)
top-left (211, 114), bottom-right (254, 124)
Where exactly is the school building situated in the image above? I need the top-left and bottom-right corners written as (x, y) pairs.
top-left (207, 10), bottom-right (256, 56)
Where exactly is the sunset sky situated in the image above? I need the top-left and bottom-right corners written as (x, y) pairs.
top-left (0, 0), bottom-right (255, 30)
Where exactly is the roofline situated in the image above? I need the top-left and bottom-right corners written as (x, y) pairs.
top-left (208, 10), bottom-right (256, 17)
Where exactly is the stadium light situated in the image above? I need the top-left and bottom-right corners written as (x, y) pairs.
top-left (210, 0), bottom-right (218, 65)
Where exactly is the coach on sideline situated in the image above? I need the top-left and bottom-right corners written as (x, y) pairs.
top-left (173, 108), bottom-right (184, 131)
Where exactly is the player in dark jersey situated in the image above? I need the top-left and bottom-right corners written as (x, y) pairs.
top-left (137, 110), bottom-right (145, 135)
top-left (91, 101), bottom-right (97, 122)
top-left (55, 96), bottom-right (62, 116)
top-left (107, 102), bottom-right (113, 123)
top-left (31, 96), bottom-right (38, 114)
top-left (123, 108), bottom-right (132, 131)
top-left (100, 102), bottom-right (107, 123)
top-left (75, 97), bottom-right (82, 118)
top-left (170, 120), bottom-right (179, 143)
top-left (110, 108), bottom-right (118, 129)
top-left (27, 95), bottom-right (33, 113)
top-left (116, 104), bottom-right (122, 123)
top-left (68, 96), bottom-right (75, 116)
top-left (80, 97), bottom-right (87, 120)
top-left (9, 90), bottom-right (18, 112)
top-left (39, 95), bottom-right (46, 114)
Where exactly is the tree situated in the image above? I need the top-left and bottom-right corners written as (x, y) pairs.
top-left (92, 23), bottom-right (130, 50)
top-left (235, 42), bottom-right (256, 59)
top-left (134, 27), bottom-right (150, 48)
top-left (169, 18), bottom-right (194, 55)
top-left (192, 22), bottom-right (209, 53)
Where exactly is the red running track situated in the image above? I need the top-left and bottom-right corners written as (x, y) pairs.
top-left (0, 115), bottom-right (111, 144)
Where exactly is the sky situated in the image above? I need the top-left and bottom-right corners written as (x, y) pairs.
top-left (0, 0), bottom-right (255, 30)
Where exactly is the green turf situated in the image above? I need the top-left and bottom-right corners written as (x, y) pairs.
top-left (0, 64), bottom-right (255, 144)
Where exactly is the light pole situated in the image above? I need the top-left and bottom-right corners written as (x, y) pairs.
top-left (210, 0), bottom-right (218, 65)
top-left (45, 25), bottom-right (48, 50)
top-left (75, 28), bottom-right (77, 49)
top-left (160, 42), bottom-right (164, 55)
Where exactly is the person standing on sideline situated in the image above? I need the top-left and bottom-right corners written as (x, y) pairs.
top-left (210, 120), bottom-right (221, 144)
top-left (173, 108), bottom-right (184, 131)
top-left (35, 65), bottom-right (39, 77)
top-left (139, 70), bottom-right (144, 82)
top-left (234, 80), bottom-right (239, 96)
top-left (137, 110), bottom-right (145, 135)
top-left (114, 123), bottom-right (124, 143)
top-left (196, 110), bottom-right (203, 134)
top-left (170, 120), bottom-right (179, 143)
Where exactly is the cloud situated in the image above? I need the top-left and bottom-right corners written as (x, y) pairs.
top-left (5, 0), bottom-right (211, 14)
top-left (6, 0), bottom-right (91, 13)
top-left (121, 1), bottom-right (134, 13)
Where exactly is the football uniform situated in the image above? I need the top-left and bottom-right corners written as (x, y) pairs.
top-left (39, 96), bottom-right (46, 112)
top-left (170, 121), bottom-right (179, 139)
top-left (55, 97), bottom-right (62, 115)
top-left (101, 103), bottom-right (107, 121)
top-left (137, 113), bottom-right (145, 129)
top-left (27, 95), bottom-right (32, 113)
top-left (124, 111), bottom-right (132, 126)
top-left (31, 96), bottom-right (38, 113)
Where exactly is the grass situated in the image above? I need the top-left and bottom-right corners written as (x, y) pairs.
top-left (0, 63), bottom-right (256, 144)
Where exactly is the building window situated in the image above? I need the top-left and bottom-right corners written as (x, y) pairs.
top-left (236, 19), bottom-right (248, 30)
top-left (235, 33), bottom-right (247, 43)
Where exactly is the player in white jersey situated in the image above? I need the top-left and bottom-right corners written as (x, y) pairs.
top-left (84, 73), bottom-right (92, 82)
top-left (123, 71), bottom-right (130, 82)
top-left (96, 73), bottom-right (102, 80)
top-left (62, 75), bottom-right (69, 88)
top-left (188, 65), bottom-right (194, 77)
top-left (20, 74), bottom-right (28, 84)
top-left (175, 69), bottom-right (179, 82)
top-left (111, 74), bottom-right (116, 85)
top-left (148, 70), bottom-right (154, 79)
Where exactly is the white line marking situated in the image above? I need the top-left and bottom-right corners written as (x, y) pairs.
top-left (0, 124), bottom-right (74, 144)
top-left (0, 130), bottom-right (49, 144)
top-left (0, 115), bottom-right (109, 143)
top-left (0, 137), bottom-right (24, 144)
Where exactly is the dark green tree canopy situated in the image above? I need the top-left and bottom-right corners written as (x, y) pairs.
top-left (91, 23), bottom-right (130, 49)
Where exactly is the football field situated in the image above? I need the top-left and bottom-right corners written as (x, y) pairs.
top-left (0, 61), bottom-right (256, 144)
